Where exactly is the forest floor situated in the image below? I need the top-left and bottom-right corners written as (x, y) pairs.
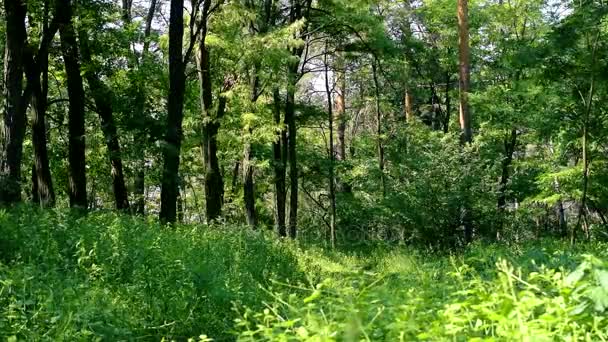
top-left (1, 207), bottom-right (607, 341)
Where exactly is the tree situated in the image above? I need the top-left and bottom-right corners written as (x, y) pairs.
top-left (57, 0), bottom-right (87, 209)
top-left (159, 0), bottom-right (202, 223)
top-left (26, 0), bottom-right (59, 208)
top-left (79, 29), bottom-right (130, 211)
top-left (0, 0), bottom-right (28, 205)
top-left (457, 0), bottom-right (472, 242)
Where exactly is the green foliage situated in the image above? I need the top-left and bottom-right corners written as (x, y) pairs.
top-left (2, 208), bottom-right (607, 340)
top-left (0, 207), bottom-right (302, 340)
top-left (235, 241), bottom-right (608, 341)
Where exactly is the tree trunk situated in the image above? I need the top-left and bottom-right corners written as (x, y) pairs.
top-left (0, 0), bottom-right (28, 205)
top-left (286, 69), bottom-right (298, 239)
top-left (372, 61), bottom-right (386, 197)
top-left (324, 45), bottom-right (336, 249)
top-left (335, 56), bottom-right (351, 194)
top-left (132, 0), bottom-right (157, 216)
top-left (58, 0), bottom-right (87, 209)
top-left (28, 52), bottom-right (56, 207)
top-left (197, 1), bottom-right (224, 223)
top-left (457, 0), bottom-right (472, 243)
top-left (159, 0), bottom-right (186, 223)
top-left (26, 2), bottom-right (58, 208)
top-left (457, 0), bottom-right (472, 144)
top-left (243, 128), bottom-right (256, 227)
top-left (272, 89), bottom-right (287, 236)
top-left (79, 30), bottom-right (130, 211)
top-left (443, 73), bottom-right (451, 133)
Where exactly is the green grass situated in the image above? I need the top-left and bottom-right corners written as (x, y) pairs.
top-left (1, 207), bottom-right (607, 341)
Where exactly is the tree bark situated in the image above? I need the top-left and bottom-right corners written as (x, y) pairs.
top-left (197, 1), bottom-right (225, 222)
top-left (159, 0), bottom-right (186, 223)
top-left (132, 0), bottom-right (157, 216)
top-left (457, 0), bottom-right (472, 144)
top-left (58, 0), bottom-right (87, 209)
top-left (457, 0), bottom-right (472, 242)
top-left (79, 30), bottom-right (130, 211)
top-left (372, 61), bottom-right (386, 197)
top-left (243, 128), bottom-right (256, 227)
top-left (0, 0), bottom-right (28, 205)
top-left (272, 89), bottom-right (287, 236)
top-left (443, 73), bottom-right (451, 133)
top-left (26, 1), bottom-right (58, 208)
top-left (286, 69), bottom-right (298, 239)
top-left (324, 45), bottom-right (336, 249)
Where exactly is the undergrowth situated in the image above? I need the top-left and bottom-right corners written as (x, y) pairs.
top-left (1, 207), bottom-right (607, 341)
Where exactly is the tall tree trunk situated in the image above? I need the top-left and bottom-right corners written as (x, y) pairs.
top-left (457, 0), bottom-right (472, 243)
top-left (28, 53), bottom-right (56, 207)
top-left (159, 0), bottom-right (186, 223)
top-left (26, 1), bottom-right (57, 208)
top-left (243, 128), bottom-right (256, 227)
top-left (443, 73), bottom-right (451, 133)
top-left (457, 0), bottom-right (472, 144)
top-left (272, 89), bottom-right (287, 236)
top-left (197, 2), bottom-right (224, 222)
top-left (132, 0), bottom-right (157, 215)
top-left (286, 68), bottom-right (298, 239)
top-left (335, 56), bottom-right (351, 194)
top-left (0, 0), bottom-right (28, 205)
top-left (79, 31), bottom-right (130, 211)
top-left (58, 0), bottom-right (87, 209)
top-left (324, 45), bottom-right (336, 249)
top-left (372, 61), bottom-right (386, 197)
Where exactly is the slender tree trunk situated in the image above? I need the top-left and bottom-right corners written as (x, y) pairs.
top-left (458, 0), bottom-right (472, 243)
top-left (575, 32), bottom-right (599, 242)
top-left (372, 61), bottom-right (386, 197)
top-left (159, 0), bottom-right (186, 223)
top-left (131, 0), bottom-right (157, 215)
top-left (335, 56), bottom-right (351, 194)
top-left (272, 89), bottom-right (287, 236)
top-left (197, 1), bottom-right (224, 222)
top-left (0, 0), bottom-right (28, 205)
top-left (243, 63), bottom-right (261, 228)
top-left (58, 0), bottom-right (87, 209)
top-left (26, 2), bottom-right (57, 208)
top-left (286, 69), bottom-right (298, 239)
top-left (324, 45), bottom-right (336, 249)
top-left (443, 73), bottom-right (451, 133)
top-left (177, 184), bottom-right (184, 222)
top-left (199, 69), bottom-right (224, 222)
top-left (79, 31), bottom-right (130, 210)
top-left (28, 55), bottom-right (56, 207)
top-left (243, 128), bottom-right (256, 227)
top-left (457, 0), bottom-right (472, 144)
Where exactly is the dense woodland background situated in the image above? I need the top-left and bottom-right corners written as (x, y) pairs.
top-left (3, 0), bottom-right (608, 340)
top-left (2, 0), bottom-right (608, 246)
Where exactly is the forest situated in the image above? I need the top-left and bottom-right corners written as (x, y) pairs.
top-left (2, 0), bottom-right (608, 340)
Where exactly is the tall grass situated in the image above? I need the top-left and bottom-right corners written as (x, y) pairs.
top-left (1, 207), bottom-right (607, 341)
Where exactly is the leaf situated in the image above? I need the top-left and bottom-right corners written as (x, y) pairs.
top-left (303, 289), bottom-right (321, 304)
